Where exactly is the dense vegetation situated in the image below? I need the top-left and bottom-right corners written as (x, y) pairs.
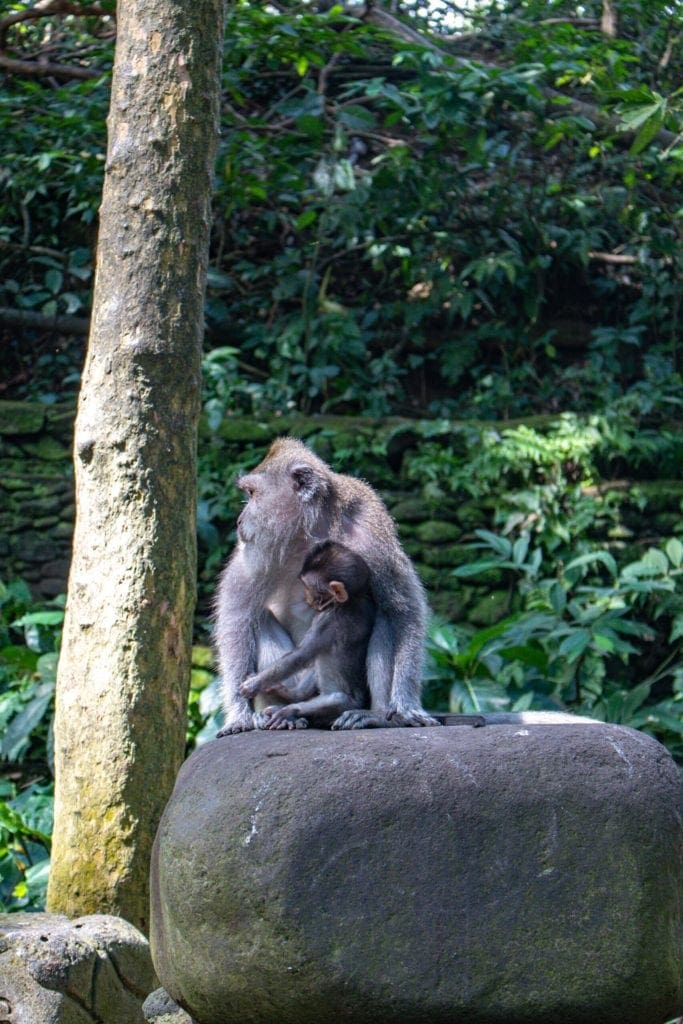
top-left (0, 0), bottom-right (681, 909)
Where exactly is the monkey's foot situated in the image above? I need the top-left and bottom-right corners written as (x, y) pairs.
top-left (261, 706), bottom-right (308, 731)
top-left (387, 707), bottom-right (442, 727)
top-left (217, 707), bottom-right (256, 736)
top-left (331, 709), bottom-right (397, 730)
top-left (253, 709), bottom-right (275, 730)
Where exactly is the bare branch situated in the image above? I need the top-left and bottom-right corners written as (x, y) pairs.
top-left (0, 239), bottom-right (70, 262)
top-left (318, 50), bottom-right (342, 95)
top-left (0, 54), bottom-right (103, 79)
top-left (362, 5), bottom-right (443, 55)
top-left (659, 31), bottom-right (680, 69)
top-left (539, 18), bottom-right (599, 27)
top-left (589, 251), bottom-right (637, 265)
top-left (0, 305), bottom-right (89, 335)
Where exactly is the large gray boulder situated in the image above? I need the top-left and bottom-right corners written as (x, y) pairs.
top-left (0, 913), bottom-right (158, 1023)
top-left (150, 724), bottom-right (683, 1024)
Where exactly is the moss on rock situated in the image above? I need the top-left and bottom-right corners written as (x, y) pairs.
top-left (469, 589), bottom-right (510, 626)
top-left (415, 520), bottom-right (462, 544)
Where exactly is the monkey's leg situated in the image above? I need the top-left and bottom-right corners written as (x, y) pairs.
top-left (377, 610), bottom-right (440, 727)
top-left (255, 610), bottom-right (295, 671)
top-left (246, 617), bottom-right (329, 697)
top-left (333, 615), bottom-right (396, 730)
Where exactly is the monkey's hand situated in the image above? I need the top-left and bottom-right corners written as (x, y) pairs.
top-left (238, 673), bottom-right (263, 699)
top-left (387, 706), bottom-right (442, 727)
top-left (263, 705), bottom-right (309, 731)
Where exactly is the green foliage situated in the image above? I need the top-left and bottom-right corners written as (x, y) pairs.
top-left (186, 645), bottom-right (224, 750)
top-left (0, 778), bottom-right (53, 912)
top-left (405, 408), bottom-right (682, 546)
top-left (424, 534), bottom-right (683, 760)
top-left (202, 1), bottom-right (683, 418)
top-left (2, 1), bottom-right (682, 416)
top-left (0, 581), bottom-right (63, 911)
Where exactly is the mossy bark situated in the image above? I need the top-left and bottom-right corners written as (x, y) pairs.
top-left (47, 0), bottom-right (224, 932)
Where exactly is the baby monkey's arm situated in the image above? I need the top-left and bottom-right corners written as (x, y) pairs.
top-left (239, 617), bottom-right (331, 700)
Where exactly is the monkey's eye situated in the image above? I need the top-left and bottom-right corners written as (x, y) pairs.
top-left (237, 478), bottom-right (256, 498)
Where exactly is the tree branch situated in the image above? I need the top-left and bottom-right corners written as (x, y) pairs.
top-left (0, 305), bottom-right (89, 335)
top-left (0, 239), bottom-right (70, 262)
top-left (0, 54), bottom-right (102, 79)
top-left (589, 251), bottom-right (637, 265)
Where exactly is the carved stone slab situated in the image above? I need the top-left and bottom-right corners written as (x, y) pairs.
top-left (0, 913), bottom-right (157, 1024)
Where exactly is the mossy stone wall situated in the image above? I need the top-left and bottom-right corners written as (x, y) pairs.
top-left (0, 401), bottom-right (74, 596)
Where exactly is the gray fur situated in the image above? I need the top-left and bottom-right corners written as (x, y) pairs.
top-left (214, 438), bottom-right (436, 733)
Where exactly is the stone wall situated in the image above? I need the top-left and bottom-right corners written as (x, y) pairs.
top-left (1, 402), bottom-right (682, 629)
top-left (0, 401), bottom-right (74, 597)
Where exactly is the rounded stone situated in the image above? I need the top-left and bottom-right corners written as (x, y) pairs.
top-left (150, 725), bottom-right (682, 1024)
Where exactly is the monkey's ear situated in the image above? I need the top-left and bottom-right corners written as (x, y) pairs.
top-left (328, 581), bottom-right (348, 604)
top-left (291, 463), bottom-right (320, 500)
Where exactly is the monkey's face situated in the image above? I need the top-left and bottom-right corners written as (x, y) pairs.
top-left (235, 470), bottom-right (308, 550)
top-left (302, 583), bottom-right (335, 612)
top-left (235, 450), bottom-right (328, 548)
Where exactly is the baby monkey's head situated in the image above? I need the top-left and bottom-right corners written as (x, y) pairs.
top-left (300, 540), bottom-right (371, 612)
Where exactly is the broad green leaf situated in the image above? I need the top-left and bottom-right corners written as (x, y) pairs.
top-left (453, 559), bottom-right (513, 578)
top-left (558, 629), bottom-right (591, 662)
top-left (631, 103), bottom-right (666, 155)
top-left (565, 550), bottom-right (617, 577)
top-left (338, 105), bottom-right (376, 130)
top-left (666, 538), bottom-right (683, 568)
top-left (473, 530), bottom-right (512, 557)
top-left (512, 533), bottom-right (530, 566)
top-left (618, 100), bottom-right (663, 133)
top-left (670, 615), bottom-right (683, 643)
top-left (295, 209), bottom-right (317, 230)
top-left (499, 643), bottom-right (548, 671)
top-left (13, 611), bottom-right (64, 628)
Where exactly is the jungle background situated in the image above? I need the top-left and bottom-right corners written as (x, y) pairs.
top-left (0, 0), bottom-right (681, 910)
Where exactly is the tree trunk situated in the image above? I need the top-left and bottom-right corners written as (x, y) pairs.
top-left (47, 0), bottom-right (224, 932)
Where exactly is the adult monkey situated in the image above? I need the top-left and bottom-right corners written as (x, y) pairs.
top-left (215, 437), bottom-right (438, 733)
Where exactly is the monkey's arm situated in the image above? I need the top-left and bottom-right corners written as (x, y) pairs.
top-left (240, 671), bottom-right (317, 703)
top-left (215, 551), bottom-right (273, 734)
top-left (239, 617), bottom-right (332, 699)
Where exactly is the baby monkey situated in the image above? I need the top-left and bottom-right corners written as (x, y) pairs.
top-left (239, 540), bottom-right (374, 730)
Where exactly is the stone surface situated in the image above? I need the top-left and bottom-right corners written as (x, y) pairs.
top-left (0, 913), bottom-right (158, 1024)
top-left (150, 724), bottom-right (683, 1024)
top-left (143, 987), bottom-right (198, 1023)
